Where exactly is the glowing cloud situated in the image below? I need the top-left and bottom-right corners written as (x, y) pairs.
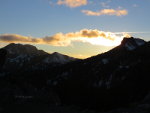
top-left (57, 0), bottom-right (87, 8)
top-left (0, 34), bottom-right (42, 43)
top-left (82, 9), bottom-right (128, 16)
top-left (0, 29), bottom-right (126, 46)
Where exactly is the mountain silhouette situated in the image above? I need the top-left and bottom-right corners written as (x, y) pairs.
top-left (49, 37), bottom-right (150, 110)
top-left (0, 37), bottom-right (150, 113)
top-left (1, 43), bottom-right (77, 75)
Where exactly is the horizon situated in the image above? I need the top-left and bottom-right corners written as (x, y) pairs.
top-left (0, 0), bottom-right (150, 58)
top-left (0, 36), bottom-right (148, 59)
top-left (0, 41), bottom-right (114, 59)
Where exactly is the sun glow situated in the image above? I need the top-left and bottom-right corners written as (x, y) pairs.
top-left (86, 37), bottom-right (123, 46)
top-left (78, 34), bottom-right (124, 46)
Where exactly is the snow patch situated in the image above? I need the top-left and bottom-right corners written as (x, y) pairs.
top-left (102, 58), bottom-right (109, 64)
top-left (125, 43), bottom-right (136, 50)
top-left (135, 39), bottom-right (145, 46)
top-left (125, 38), bottom-right (145, 51)
top-left (43, 54), bottom-right (72, 64)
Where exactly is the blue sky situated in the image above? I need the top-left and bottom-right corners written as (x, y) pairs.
top-left (0, 0), bottom-right (150, 58)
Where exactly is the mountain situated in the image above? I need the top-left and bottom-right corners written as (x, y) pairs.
top-left (120, 37), bottom-right (145, 50)
top-left (1, 43), bottom-right (77, 76)
top-left (0, 37), bottom-right (150, 113)
top-left (4, 43), bottom-right (76, 63)
top-left (49, 37), bottom-right (150, 110)
top-left (4, 43), bottom-right (47, 55)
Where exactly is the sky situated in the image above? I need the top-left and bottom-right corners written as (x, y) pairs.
top-left (0, 0), bottom-right (150, 58)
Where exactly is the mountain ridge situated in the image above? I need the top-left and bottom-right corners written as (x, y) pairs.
top-left (1, 43), bottom-right (77, 76)
top-left (0, 37), bottom-right (150, 113)
top-left (48, 37), bottom-right (150, 110)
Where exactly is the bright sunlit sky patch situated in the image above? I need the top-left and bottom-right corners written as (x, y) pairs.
top-left (0, 0), bottom-right (150, 58)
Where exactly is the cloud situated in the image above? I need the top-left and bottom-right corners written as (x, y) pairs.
top-left (0, 34), bottom-right (42, 43)
top-left (0, 29), bottom-right (125, 46)
top-left (82, 9), bottom-right (128, 16)
top-left (57, 0), bottom-right (87, 8)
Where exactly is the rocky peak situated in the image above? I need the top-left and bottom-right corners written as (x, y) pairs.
top-left (4, 43), bottom-right (46, 55)
top-left (121, 37), bottom-right (145, 50)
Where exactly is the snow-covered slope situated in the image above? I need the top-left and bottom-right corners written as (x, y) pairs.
top-left (43, 52), bottom-right (75, 64)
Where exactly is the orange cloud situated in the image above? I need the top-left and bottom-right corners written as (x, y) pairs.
top-left (0, 29), bottom-right (125, 46)
top-left (82, 9), bottom-right (128, 16)
top-left (57, 0), bottom-right (87, 8)
top-left (0, 34), bottom-right (42, 43)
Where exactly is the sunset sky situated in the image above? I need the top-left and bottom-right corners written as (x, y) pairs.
top-left (0, 0), bottom-right (150, 58)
